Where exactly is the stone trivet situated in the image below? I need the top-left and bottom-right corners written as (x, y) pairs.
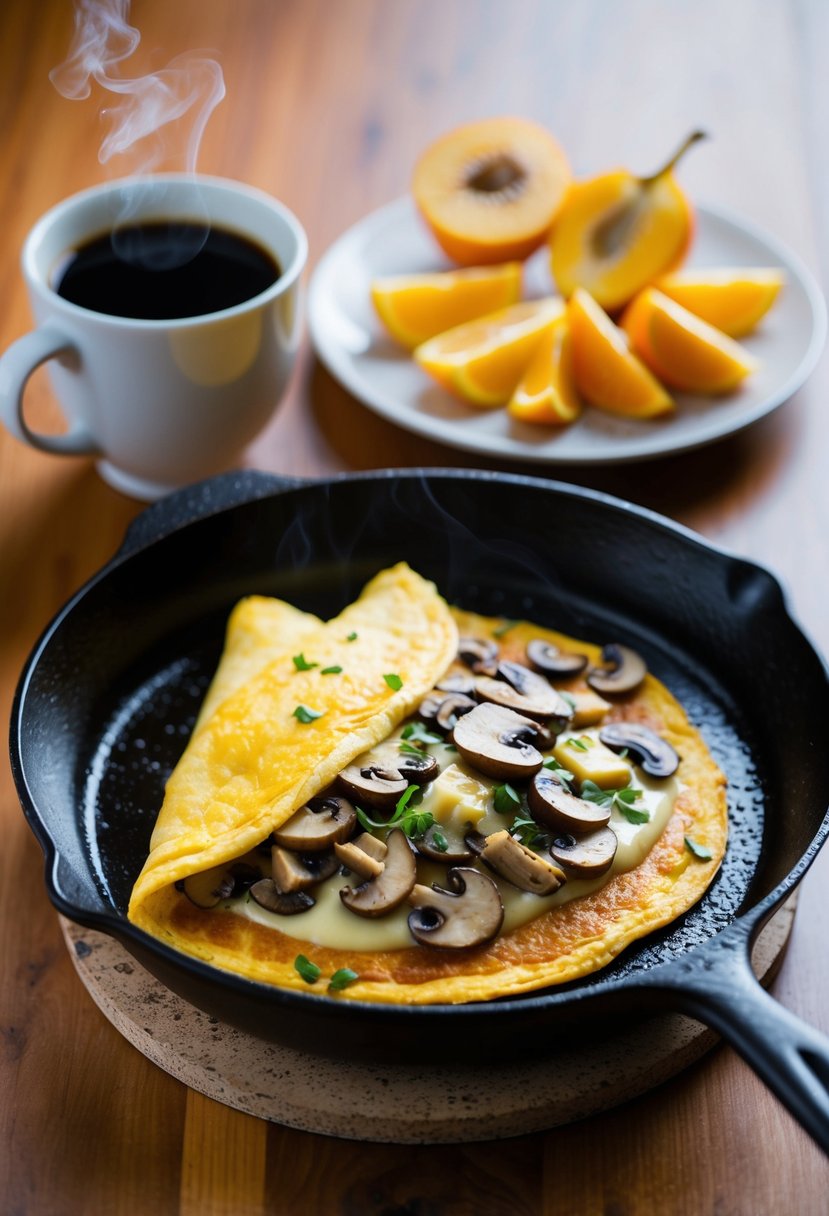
top-left (61, 900), bottom-right (795, 1144)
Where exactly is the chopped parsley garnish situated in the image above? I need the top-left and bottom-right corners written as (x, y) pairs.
top-left (429, 827), bottom-right (448, 852)
top-left (685, 836), bottom-right (713, 860)
top-left (564, 736), bottom-right (591, 752)
top-left (294, 954), bottom-right (321, 984)
top-left (321, 665), bottom-right (343, 675)
top-left (296, 955), bottom-right (359, 991)
top-left (346, 631), bottom-right (358, 642)
top-left (404, 808), bottom-right (437, 838)
top-left (383, 673), bottom-right (403, 691)
top-left (293, 704), bottom-right (324, 724)
top-left (581, 779), bottom-right (650, 823)
top-left (328, 968), bottom-right (359, 992)
top-left (292, 653), bottom-right (318, 671)
top-left (355, 783), bottom-right (434, 840)
top-left (493, 619), bottom-right (519, 638)
top-left (542, 756), bottom-right (575, 789)
top-left (493, 782), bottom-right (521, 815)
top-left (401, 721), bottom-right (442, 747)
top-left (509, 811), bottom-right (549, 851)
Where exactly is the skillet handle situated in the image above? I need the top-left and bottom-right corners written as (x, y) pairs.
top-left (118, 469), bottom-right (308, 557)
top-left (653, 916), bottom-right (829, 1156)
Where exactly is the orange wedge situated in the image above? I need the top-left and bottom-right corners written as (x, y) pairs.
top-left (622, 288), bottom-right (757, 394)
top-left (568, 288), bottom-right (674, 418)
top-left (415, 298), bottom-right (564, 407)
top-left (653, 268), bottom-right (784, 337)
top-left (508, 311), bottom-right (581, 425)
top-left (371, 262), bottom-right (523, 349)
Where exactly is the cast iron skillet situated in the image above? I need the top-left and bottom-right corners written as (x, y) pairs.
top-left (10, 469), bottom-right (829, 1152)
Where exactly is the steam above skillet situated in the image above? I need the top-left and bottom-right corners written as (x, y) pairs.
top-left (9, 468), bottom-right (829, 1154)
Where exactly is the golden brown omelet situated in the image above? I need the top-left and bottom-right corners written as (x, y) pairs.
top-left (129, 566), bottom-right (726, 1005)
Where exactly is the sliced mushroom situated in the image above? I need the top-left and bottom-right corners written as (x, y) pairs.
top-left (416, 822), bottom-right (477, 864)
top-left (598, 722), bottom-right (680, 778)
top-left (182, 865), bottom-right (236, 909)
top-left (418, 691), bottom-right (447, 723)
top-left (480, 829), bottom-right (567, 895)
top-left (526, 639), bottom-right (589, 679)
top-left (458, 636), bottom-right (499, 675)
top-left (182, 860), bottom-right (263, 907)
top-left (397, 752), bottom-right (440, 784)
top-left (229, 862), bottom-right (263, 893)
top-left (463, 829), bottom-right (487, 857)
top-left (452, 703), bottom-right (545, 781)
top-left (334, 831), bottom-right (387, 879)
top-left (270, 845), bottom-right (339, 893)
top-left (249, 879), bottom-right (315, 915)
top-left (528, 771), bottom-right (611, 831)
top-left (436, 673), bottom-right (477, 695)
top-left (435, 692), bottom-right (477, 733)
top-left (550, 826), bottom-right (618, 877)
top-left (408, 868), bottom-right (504, 948)
top-left (272, 795), bottom-right (357, 852)
top-left (475, 661), bottom-right (573, 725)
top-left (520, 718), bottom-right (554, 749)
top-left (338, 763), bottom-right (409, 810)
top-left (339, 828), bottom-right (417, 918)
top-left (587, 644), bottom-right (647, 695)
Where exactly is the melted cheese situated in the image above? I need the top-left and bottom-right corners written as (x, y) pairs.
top-left (230, 727), bottom-right (679, 951)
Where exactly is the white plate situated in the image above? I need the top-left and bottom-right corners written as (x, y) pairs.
top-left (308, 196), bottom-right (826, 465)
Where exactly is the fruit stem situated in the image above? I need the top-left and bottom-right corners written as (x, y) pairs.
top-left (639, 129), bottom-right (707, 187)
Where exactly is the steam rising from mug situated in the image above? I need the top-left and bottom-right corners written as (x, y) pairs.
top-left (50, 0), bottom-right (225, 173)
top-left (49, 0), bottom-right (226, 267)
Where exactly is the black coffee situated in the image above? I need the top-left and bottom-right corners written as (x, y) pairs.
top-left (54, 221), bottom-right (281, 320)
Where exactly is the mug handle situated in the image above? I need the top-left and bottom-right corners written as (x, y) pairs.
top-left (0, 324), bottom-right (101, 455)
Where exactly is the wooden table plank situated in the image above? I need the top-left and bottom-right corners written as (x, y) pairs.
top-left (180, 1095), bottom-right (267, 1216)
top-left (2, 1), bottom-right (828, 1212)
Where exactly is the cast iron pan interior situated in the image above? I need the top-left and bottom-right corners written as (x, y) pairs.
top-left (11, 470), bottom-right (829, 1147)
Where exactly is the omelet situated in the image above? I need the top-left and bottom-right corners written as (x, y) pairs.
top-left (129, 564), bottom-right (457, 911)
top-left (128, 566), bottom-right (727, 1005)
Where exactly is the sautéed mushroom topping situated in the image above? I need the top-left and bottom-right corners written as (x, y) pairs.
top-left (183, 635), bottom-right (681, 951)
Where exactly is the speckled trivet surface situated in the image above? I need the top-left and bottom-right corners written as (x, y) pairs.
top-left (62, 902), bottom-right (795, 1144)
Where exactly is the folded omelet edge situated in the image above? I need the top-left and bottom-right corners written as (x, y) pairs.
top-left (128, 563), bottom-right (458, 922)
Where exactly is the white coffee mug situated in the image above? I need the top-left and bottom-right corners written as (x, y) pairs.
top-left (0, 174), bottom-right (308, 499)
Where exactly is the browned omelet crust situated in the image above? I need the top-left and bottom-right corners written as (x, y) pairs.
top-left (137, 607), bottom-right (727, 1005)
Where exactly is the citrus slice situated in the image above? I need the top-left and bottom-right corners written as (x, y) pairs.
top-left (653, 267), bottom-right (784, 337)
top-left (622, 288), bottom-right (758, 394)
top-left (568, 288), bottom-right (674, 418)
top-left (415, 298), bottom-right (564, 407)
top-left (508, 311), bottom-right (581, 425)
top-left (371, 262), bottom-right (523, 349)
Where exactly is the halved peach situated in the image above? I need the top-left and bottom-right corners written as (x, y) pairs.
top-left (508, 311), bottom-right (581, 425)
top-left (412, 117), bottom-right (571, 265)
top-left (653, 268), bottom-right (784, 337)
top-left (622, 288), bottom-right (757, 394)
top-left (550, 132), bottom-right (704, 312)
top-left (568, 288), bottom-right (674, 418)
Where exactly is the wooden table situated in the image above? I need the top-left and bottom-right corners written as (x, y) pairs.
top-left (2, 1), bottom-right (828, 1211)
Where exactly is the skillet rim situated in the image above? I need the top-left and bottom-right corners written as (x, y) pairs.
top-left (10, 466), bottom-right (829, 1025)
